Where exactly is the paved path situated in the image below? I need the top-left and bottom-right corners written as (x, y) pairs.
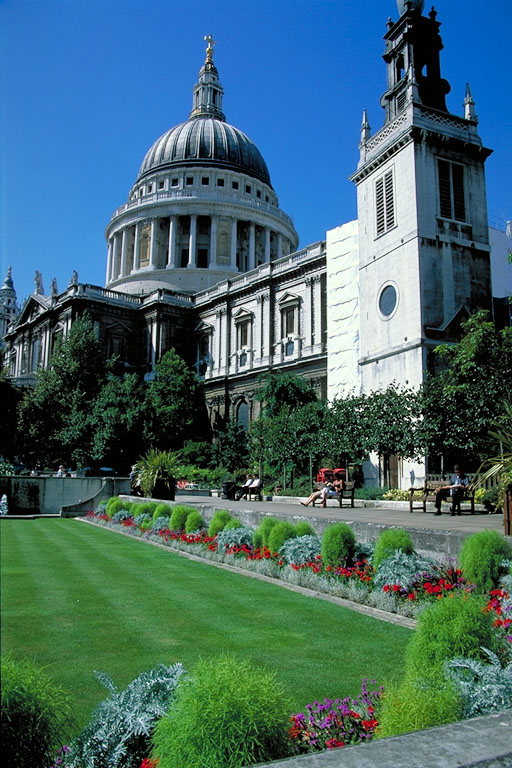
top-left (175, 493), bottom-right (506, 536)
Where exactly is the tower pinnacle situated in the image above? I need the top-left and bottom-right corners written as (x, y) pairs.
top-left (464, 83), bottom-right (478, 122)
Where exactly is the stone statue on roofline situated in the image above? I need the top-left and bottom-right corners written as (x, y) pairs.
top-left (34, 270), bottom-right (44, 295)
top-left (50, 277), bottom-right (59, 298)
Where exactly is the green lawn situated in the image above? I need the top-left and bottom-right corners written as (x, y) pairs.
top-left (1, 519), bottom-right (411, 737)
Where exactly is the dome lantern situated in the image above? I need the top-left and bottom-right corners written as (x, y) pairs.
top-left (189, 34), bottom-right (226, 121)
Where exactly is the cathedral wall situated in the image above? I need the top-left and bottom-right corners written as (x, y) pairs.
top-left (326, 220), bottom-right (359, 402)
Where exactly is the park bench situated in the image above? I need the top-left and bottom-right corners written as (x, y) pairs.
top-left (312, 482), bottom-right (356, 508)
top-left (409, 480), bottom-right (475, 514)
top-left (246, 481), bottom-right (263, 501)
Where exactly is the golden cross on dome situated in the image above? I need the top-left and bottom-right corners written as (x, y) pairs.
top-left (204, 34), bottom-right (216, 63)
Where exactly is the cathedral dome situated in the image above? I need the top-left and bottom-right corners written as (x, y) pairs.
top-left (105, 37), bottom-right (299, 297)
top-left (138, 117), bottom-right (272, 187)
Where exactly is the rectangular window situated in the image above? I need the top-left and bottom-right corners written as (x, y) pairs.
top-left (217, 178), bottom-right (225, 187)
top-left (245, 184), bottom-right (251, 194)
top-left (232, 181), bottom-right (239, 190)
top-left (171, 178), bottom-right (179, 187)
top-left (201, 176), bottom-right (209, 186)
top-left (375, 169), bottom-right (395, 236)
top-left (280, 306), bottom-right (296, 338)
top-left (186, 176), bottom-right (194, 186)
top-left (438, 159), bottom-right (466, 221)
top-left (238, 321), bottom-right (249, 349)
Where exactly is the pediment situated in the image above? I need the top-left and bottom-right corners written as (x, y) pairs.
top-left (233, 308), bottom-right (253, 321)
top-left (13, 294), bottom-right (51, 327)
top-left (194, 320), bottom-right (213, 334)
top-left (105, 321), bottom-right (132, 334)
top-left (277, 292), bottom-right (299, 307)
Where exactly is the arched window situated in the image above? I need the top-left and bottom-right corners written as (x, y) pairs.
top-left (237, 400), bottom-right (249, 430)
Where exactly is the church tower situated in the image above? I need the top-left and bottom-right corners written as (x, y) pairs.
top-left (0, 267), bottom-right (19, 349)
top-left (350, 0), bottom-right (493, 394)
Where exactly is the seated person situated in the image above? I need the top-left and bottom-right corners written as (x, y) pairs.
top-left (238, 474), bottom-right (262, 500)
top-left (235, 474), bottom-right (253, 500)
top-left (248, 475), bottom-right (262, 497)
top-left (301, 482), bottom-right (335, 507)
top-left (434, 465), bottom-right (469, 516)
top-left (318, 475), bottom-right (344, 508)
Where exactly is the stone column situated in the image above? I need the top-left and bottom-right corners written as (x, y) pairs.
top-left (150, 319), bottom-right (157, 371)
top-left (167, 215), bottom-right (176, 267)
top-left (133, 223), bottom-right (140, 270)
top-left (106, 238), bottom-right (113, 284)
top-left (120, 229), bottom-right (128, 276)
top-left (248, 222), bottom-right (255, 271)
top-left (188, 214), bottom-right (197, 267)
top-left (43, 325), bottom-right (51, 366)
top-left (276, 232), bottom-right (283, 262)
top-left (230, 219), bottom-right (238, 269)
top-left (312, 275), bottom-right (322, 351)
top-left (209, 215), bottom-right (217, 267)
top-left (112, 232), bottom-right (121, 281)
top-left (215, 309), bottom-right (224, 373)
top-left (149, 218), bottom-right (158, 267)
top-left (264, 227), bottom-right (271, 263)
top-left (304, 277), bottom-right (313, 353)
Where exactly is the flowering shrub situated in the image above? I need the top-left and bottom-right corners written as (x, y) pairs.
top-left (485, 588), bottom-right (512, 645)
top-left (375, 552), bottom-right (469, 603)
top-left (289, 679), bottom-right (383, 754)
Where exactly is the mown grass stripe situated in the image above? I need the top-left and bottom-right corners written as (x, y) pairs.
top-left (1, 519), bottom-right (411, 734)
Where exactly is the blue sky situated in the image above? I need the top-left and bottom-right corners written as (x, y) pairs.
top-left (1, 0), bottom-right (511, 305)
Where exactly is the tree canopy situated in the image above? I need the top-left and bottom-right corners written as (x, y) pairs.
top-left (145, 349), bottom-right (211, 451)
top-left (419, 310), bottom-right (512, 466)
top-left (18, 316), bottom-right (108, 467)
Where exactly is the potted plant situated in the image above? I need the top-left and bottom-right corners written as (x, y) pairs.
top-left (133, 449), bottom-right (183, 500)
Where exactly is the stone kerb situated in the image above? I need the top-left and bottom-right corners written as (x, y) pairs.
top-left (243, 710), bottom-right (512, 768)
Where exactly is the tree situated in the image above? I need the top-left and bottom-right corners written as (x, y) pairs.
top-left (419, 311), bottom-right (512, 467)
top-left (90, 374), bottom-right (150, 472)
top-left (211, 420), bottom-right (249, 474)
top-left (17, 316), bottom-right (108, 467)
top-left (0, 379), bottom-right (22, 462)
top-left (363, 385), bottom-right (421, 460)
top-left (255, 371), bottom-right (317, 418)
top-left (324, 393), bottom-right (370, 465)
top-left (145, 349), bottom-right (210, 451)
top-left (250, 401), bottom-right (328, 485)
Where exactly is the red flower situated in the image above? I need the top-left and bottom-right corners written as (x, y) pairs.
top-left (326, 738), bottom-right (344, 749)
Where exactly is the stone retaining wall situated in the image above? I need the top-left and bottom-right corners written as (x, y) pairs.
top-left (0, 476), bottom-right (130, 515)
top-left (243, 710), bottom-right (512, 767)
